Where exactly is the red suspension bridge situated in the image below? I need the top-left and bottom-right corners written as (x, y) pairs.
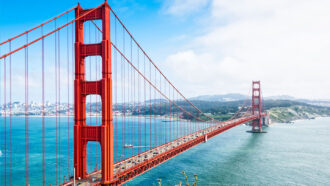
top-left (0, 2), bottom-right (268, 185)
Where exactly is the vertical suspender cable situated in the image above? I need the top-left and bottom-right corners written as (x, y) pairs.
top-left (130, 45), bottom-right (132, 155)
top-left (131, 39), bottom-right (134, 156)
top-left (176, 91), bottom-right (178, 139)
top-left (67, 13), bottom-right (70, 179)
top-left (71, 21), bottom-right (75, 178)
top-left (142, 52), bottom-right (146, 152)
top-left (41, 25), bottom-right (45, 186)
top-left (169, 82), bottom-right (171, 141)
top-left (114, 17), bottom-right (118, 163)
top-left (165, 81), bottom-right (167, 142)
top-left (156, 64), bottom-right (158, 147)
top-left (123, 29), bottom-right (126, 159)
top-left (162, 79), bottom-right (165, 143)
top-left (164, 80), bottom-right (167, 143)
top-left (131, 41), bottom-right (134, 156)
top-left (148, 58), bottom-right (151, 149)
top-left (4, 55), bottom-right (7, 186)
top-left (128, 36), bottom-right (131, 157)
top-left (169, 83), bottom-right (171, 141)
top-left (54, 20), bottom-right (58, 186)
top-left (58, 28), bottom-right (61, 183)
top-left (151, 62), bottom-right (155, 147)
top-left (134, 45), bottom-right (138, 154)
top-left (25, 32), bottom-right (29, 186)
top-left (151, 62), bottom-right (154, 147)
top-left (135, 40), bottom-right (140, 154)
top-left (167, 83), bottom-right (169, 141)
top-left (9, 40), bottom-right (13, 186)
top-left (159, 71), bottom-right (161, 145)
top-left (173, 90), bottom-right (175, 138)
top-left (121, 53), bottom-right (124, 162)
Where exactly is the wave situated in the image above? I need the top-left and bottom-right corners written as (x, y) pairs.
top-left (0, 150), bottom-right (2, 157)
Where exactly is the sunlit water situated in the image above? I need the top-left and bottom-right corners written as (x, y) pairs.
top-left (0, 117), bottom-right (330, 185)
top-left (127, 117), bottom-right (330, 186)
top-left (0, 116), bottom-right (205, 185)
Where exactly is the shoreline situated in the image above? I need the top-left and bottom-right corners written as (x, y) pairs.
top-left (268, 105), bottom-right (330, 124)
top-left (2, 113), bottom-right (330, 125)
top-left (0, 115), bottom-right (190, 122)
top-left (273, 116), bottom-right (330, 124)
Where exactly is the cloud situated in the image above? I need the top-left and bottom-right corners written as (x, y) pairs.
top-left (163, 0), bottom-right (330, 99)
top-left (163, 0), bottom-right (210, 16)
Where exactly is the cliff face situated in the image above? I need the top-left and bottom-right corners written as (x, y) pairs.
top-left (268, 105), bottom-right (330, 123)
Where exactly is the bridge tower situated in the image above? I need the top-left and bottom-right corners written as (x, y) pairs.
top-left (74, 2), bottom-right (113, 185)
top-left (251, 81), bottom-right (262, 132)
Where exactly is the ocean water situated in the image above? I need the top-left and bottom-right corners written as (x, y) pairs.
top-left (0, 117), bottom-right (330, 185)
top-left (126, 117), bottom-right (330, 186)
top-left (0, 116), bottom-right (205, 186)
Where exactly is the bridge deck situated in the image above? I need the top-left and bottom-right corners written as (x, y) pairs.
top-left (62, 115), bottom-right (259, 186)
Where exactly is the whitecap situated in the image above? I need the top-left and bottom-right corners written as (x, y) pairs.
top-left (0, 150), bottom-right (2, 157)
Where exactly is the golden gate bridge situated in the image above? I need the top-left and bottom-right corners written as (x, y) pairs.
top-left (0, 1), bottom-right (268, 185)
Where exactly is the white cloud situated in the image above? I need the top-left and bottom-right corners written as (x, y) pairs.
top-left (163, 0), bottom-right (210, 16)
top-left (163, 0), bottom-right (330, 99)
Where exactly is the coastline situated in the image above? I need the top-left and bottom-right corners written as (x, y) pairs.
top-left (268, 105), bottom-right (330, 124)
top-left (0, 114), bottom-right (189, 122)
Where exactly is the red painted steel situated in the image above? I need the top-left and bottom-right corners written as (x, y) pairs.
top-left (252, 81), bottom-right (262, 131)
top-left (74, 2), bottom-right (114, 184)
top-left (62, 115), bottom-right (262, 186)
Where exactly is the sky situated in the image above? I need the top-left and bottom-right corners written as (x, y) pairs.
top-left (1, 0), bottom-right (330, 100)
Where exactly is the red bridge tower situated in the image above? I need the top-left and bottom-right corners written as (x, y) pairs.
top-left (74, 2), bottom-right (113, 185)
top-left (251, 81), bottom-right (262, 132)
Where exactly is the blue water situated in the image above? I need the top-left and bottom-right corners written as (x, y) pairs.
top-left (0, 116), bottom-right (209, 185)
top-left (1, 117), bottom-right (330, 185)
top-left (127, 117), bottom-right (330, 185)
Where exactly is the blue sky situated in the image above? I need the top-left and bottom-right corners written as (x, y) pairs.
top-left (0, 0), bottom-right (206, 62)
top-left (0, 0), bottom-right (213, 102)
top-left (2, 0), bottom-right (330, 100)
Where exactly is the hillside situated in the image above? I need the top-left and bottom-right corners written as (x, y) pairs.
top-left (180, 99), bottom-right (330, 123)
top-left (189, 94), bottom-right (246, 102)
top-left (268, 105), bottom-right (330, 123)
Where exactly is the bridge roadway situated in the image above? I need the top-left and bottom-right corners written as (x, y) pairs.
top-left (63, 114), bottom-right (262, 186)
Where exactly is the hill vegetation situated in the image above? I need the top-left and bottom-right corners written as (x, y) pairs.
top-left (129, 99), bottom-right (330, 123)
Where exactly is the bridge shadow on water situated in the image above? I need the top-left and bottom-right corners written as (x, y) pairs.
top-left (208, 127), bottom-right (268, 185)
top-left (126, 126), bottom-right (268, 186)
